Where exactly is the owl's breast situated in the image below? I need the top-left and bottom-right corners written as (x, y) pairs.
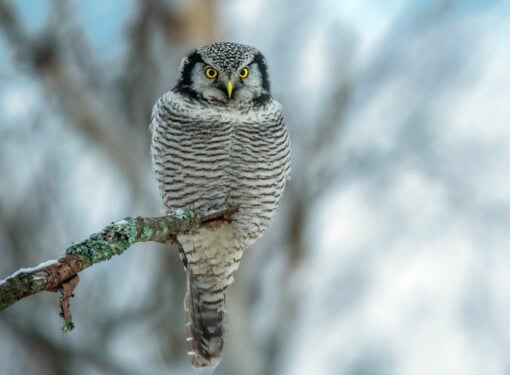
top-left (151, 102), bottom-right (233, 212)
top-left (226, 110), bottom-right (291, 243)
top-left (151, 94), bottom-right (290, 243)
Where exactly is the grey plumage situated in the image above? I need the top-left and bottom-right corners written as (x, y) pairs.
top-left (150, 42), bottom-right (290, 367)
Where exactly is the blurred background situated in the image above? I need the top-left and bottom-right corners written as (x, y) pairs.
top-left (1, 0), bottom-right (509, 374)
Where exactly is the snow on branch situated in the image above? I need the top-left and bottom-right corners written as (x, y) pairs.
top-left (0, 206), bottom-right (238, 331)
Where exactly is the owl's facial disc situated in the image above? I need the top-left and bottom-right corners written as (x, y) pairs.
top-left (174, 43), bottom-right (271, 105)
top-left (190, 62), bottom-right (265, 103)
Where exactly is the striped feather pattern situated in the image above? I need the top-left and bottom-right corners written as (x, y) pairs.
top-left (150, 90), bottom-right (290, 367)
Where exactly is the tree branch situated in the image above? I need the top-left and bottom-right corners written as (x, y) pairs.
top-left (0, 206), bottom-right (238, 330)
top-left (0, 0), bottom-right (150, 198)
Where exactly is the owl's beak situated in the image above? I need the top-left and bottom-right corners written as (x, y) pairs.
top-left (226, 80), bottom-right (233, 99)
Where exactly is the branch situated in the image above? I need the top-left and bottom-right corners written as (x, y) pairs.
top-left (0, 0), bottom-right (149, 197)
top-left (0, 206), bottom-right (238, 330)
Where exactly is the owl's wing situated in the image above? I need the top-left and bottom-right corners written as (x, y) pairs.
top-left (148, 99), bottom-right (158, 134)
top-left (273, 99), bottom-right (292, 183)
top-left (149, 92), bottom-right (170, 134)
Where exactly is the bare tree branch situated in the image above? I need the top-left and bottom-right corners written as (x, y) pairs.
top-left (48, 0), bottom-right (100, 83)
top-left (0, 0), bottom-right (150, 197)
top-left (0, 206), bottom-right (238, 328)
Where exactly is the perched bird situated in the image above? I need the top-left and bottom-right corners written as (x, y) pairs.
top-left (150, 42), bottom-right (291, 367)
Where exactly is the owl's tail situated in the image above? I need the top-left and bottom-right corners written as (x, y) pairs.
top-left (185, 273), bottom-right (228, 368)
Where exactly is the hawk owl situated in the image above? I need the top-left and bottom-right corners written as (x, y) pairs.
top-left (150, 42), bottom-right (291, 367)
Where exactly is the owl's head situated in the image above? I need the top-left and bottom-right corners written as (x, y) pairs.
top-left (174, 42), bottom-right (271, 105)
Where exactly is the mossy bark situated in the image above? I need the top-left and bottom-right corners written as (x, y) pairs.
top-left (0, 207), bottom-right (236, 315)
top-left (66, 210), bottom-right (202, 268)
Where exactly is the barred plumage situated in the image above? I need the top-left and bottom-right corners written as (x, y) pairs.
top-left (150, 42), bottom-right (290, 367)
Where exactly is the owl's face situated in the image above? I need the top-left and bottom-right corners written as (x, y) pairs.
top-left (174, 42), bottom-right (271, 105)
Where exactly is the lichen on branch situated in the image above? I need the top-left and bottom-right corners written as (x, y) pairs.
top-left (0, 206), bottom-right (238, 330)
top-left (65, 209), bottom-right (202, 267)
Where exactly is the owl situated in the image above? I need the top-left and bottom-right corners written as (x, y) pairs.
top-left (150, 42), bottom-right (291, 367)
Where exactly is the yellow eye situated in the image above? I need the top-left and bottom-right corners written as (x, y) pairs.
top-left (204, 67), bottom-right (218, 79)
top-left (239, 67), bottom-right (249, 79)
